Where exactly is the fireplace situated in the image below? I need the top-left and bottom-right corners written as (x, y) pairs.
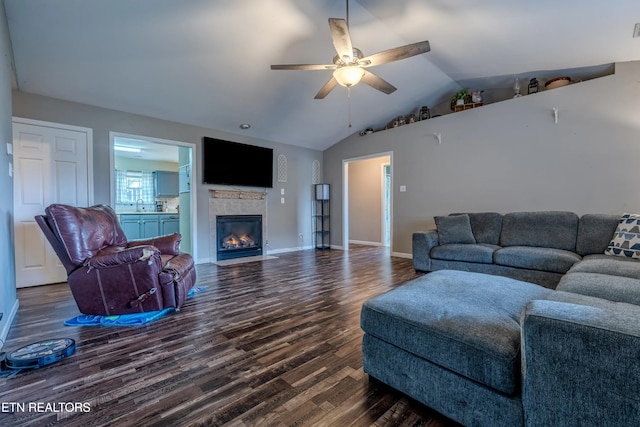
top-left (216, 214), bottom-right (263, 261)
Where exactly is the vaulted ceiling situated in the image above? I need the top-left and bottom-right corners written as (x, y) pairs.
top-left (5, 0), bottom-right (640, 150)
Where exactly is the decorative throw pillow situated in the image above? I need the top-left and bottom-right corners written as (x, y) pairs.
top-left (434, 214), bottom-right (476, 245)
top-left (605, 213), bottom-right (640, 259)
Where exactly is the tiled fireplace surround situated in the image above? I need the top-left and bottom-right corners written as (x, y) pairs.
top-left (209, 190), bottom-right (267, 262)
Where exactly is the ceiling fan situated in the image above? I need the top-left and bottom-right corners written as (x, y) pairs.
top-left (270, 1), bottom-right (431, 99)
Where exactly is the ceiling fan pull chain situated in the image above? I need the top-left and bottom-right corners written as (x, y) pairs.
top-left (348, 86), bottom-right (353, 128)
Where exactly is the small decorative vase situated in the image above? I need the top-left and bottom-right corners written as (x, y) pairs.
top-left (513, 78), bottom-right (522, 98)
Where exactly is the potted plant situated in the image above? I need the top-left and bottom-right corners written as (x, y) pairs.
top-left (450, 88), bottom-right (469, 110)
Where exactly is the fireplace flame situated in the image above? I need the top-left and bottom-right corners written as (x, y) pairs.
top-left (222, 234), bottom-right (256, 249)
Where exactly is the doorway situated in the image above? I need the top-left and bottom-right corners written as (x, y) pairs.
top-left (383, 163), bottom-right (391, 247)
top-left (342, 152), bottom-right (392, 252)
top-left (109, 132), bottom-right (197, 258)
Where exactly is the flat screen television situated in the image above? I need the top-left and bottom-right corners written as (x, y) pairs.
top-left (202, 137), bottom-right (273, 188)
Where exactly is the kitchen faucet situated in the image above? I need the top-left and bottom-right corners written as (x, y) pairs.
top-left (136, 198), bottom-right (144, 212)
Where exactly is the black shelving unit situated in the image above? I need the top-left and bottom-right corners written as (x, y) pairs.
top-left (313, 184), bottom-right (330, 250)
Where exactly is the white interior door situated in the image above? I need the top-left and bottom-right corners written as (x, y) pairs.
top-left (13, 120), bottom-right (92, 288)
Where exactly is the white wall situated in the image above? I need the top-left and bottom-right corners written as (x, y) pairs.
top-left (12, 92), bottom-right (323, 263)
top-left (324, 61), bottom-right (640, 256)
top-left (0, 0), bottom-right (18, 348)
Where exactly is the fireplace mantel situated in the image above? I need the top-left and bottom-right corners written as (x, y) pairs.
top-left (210, 189), bottom-right (266, 200)
top-left (209, 189), bottom-right (267, 263)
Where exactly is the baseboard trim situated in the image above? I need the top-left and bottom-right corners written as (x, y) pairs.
top-left (0, 298), bottom-right (20, 350)
top-left (391, 252), bottom-right (412, 259)
top-left (348, 240), bottom-right (385, 247)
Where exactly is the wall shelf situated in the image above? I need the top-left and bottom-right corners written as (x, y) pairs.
top-left (313, 184), bottom-right (330, 250)
top-left (454, 102), bottom-right (483, 112)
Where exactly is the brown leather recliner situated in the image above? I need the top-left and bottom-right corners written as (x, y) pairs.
top-left (35, 204), bottom-right (197, 316)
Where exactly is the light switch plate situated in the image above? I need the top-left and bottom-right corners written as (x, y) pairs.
top-left (6, 142), bottom-right (12, 156)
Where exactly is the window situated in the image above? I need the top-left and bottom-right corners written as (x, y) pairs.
top-left (115, 170), bottom-right (154, 203)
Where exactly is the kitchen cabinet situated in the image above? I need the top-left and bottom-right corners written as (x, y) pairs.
top-left (153, 171), bottom-right (179, 198)
top-left (120, 215), bottom-right (142, 240)
top-left (141, 215), bottom-right (159, 237)
top-left (160, 215), bottom-right (180, 235)
top-left (119, 213), bottom-right (179, 240)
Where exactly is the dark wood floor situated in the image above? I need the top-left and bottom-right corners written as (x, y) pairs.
top-left (1, 246), bottom-right (460, 427)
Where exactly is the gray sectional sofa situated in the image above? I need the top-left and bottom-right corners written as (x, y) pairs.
top-left (360, 211), bottom-right (640, 426)
top-left (413, 211), bottom-right (629, 289)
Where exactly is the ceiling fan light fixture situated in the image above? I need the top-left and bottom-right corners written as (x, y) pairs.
top-left (333, 65), bottom-right (364, 87)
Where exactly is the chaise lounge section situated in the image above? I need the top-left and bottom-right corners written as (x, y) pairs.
top-left (361, 269), bottom-right (640, 426)
top-left (361, 211), bottom-right (640, 425)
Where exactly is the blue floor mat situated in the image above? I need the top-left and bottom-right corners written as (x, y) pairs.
top-left (64, 286), bottom-right (205, 327)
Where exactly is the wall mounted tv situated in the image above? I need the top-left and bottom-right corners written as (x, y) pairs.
top-left (202, 137), bottom-right (273, 188)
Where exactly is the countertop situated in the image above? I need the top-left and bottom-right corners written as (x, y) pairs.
top-left (117, 211), bottom-right (179, 215)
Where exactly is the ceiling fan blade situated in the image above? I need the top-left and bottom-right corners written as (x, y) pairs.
top-left (314, 77), bottom-right (338, 99)
top-left (328, 18), bottom-right (353, 62)
top-left (271, 64), bottom-right (336, 71)
top-left (361, 70), bottom-right (396, 94)
top-left (360, 40), bottom-right (430, 67)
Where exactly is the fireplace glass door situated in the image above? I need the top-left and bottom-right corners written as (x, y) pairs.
top-left (216, 215), bottom-right (262, 260)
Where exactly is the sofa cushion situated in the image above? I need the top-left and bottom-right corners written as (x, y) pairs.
top-left (566, 254), bottom-right (640, 279)
top-left (435, 214), bottom-right (476, 244)
top-left (451, 212), bottom-right (503, 245)
top-left (493, 246), bottom-right (581, 274)
top-left (431, 243), bottom-right (499, 264)
top-left (360, 270), bottom-right (552, 395)
top-left (576, 214), bottom-right (620, 256)
top-left (546, 288), bottom-right (640, 313)
top-left (605, 213), bottom-right (640, 259)
top-left (500, 211), bottom-right (578, 251)
top-left (557, 272), bottom-right (640, 305)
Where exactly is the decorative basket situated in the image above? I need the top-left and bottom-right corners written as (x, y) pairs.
top-left (545, 76), bottom-right (571, 90)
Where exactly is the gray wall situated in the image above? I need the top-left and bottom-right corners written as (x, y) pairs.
top-left (348, 156), bottom-right (389, 245)
top-left (12, 92), bottom-right (322, 263)
top-left (324, 61), bottom-right (640, 256)
top-left (0, 0), bottom-right (17, 348)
